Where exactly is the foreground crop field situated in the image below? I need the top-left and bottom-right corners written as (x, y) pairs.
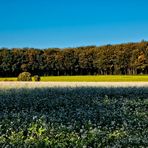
top-left (0, 75), bottom-right (148, 82)
top-left (0, 82), bottom-right (148, 147)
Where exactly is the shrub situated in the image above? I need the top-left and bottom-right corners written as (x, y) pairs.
top-left (17, 72), bottom-right (32, 81)
top-left (34, 75), bottom-right (40, 81)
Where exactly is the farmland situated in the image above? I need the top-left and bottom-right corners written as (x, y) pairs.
top-left (41, 75), bottom-right (148, 82)
top-left (0, 75), bottom-right (148, 82)
top-left (0, 82), bottom-right (148, 147)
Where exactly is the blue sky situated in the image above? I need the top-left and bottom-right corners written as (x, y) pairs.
top-left (0, 0), bottom-right (148, 48)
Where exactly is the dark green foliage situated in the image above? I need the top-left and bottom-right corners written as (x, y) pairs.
top-left (34, 75), bottom-right (40, 81)
top-left (0, 87), bottom-right (148, 147)
top-left (0, 41), bottom-right (148, 77)
top-left (17, 72), bottom-right (32, 81)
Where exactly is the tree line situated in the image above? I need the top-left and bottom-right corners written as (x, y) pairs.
top-left (0, 41), bottom-right (148, 77)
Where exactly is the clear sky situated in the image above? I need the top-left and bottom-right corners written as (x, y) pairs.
top-left (0, 0), bottom-right (148, 48)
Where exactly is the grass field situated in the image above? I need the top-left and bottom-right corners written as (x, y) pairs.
top-left (0, 75), bottom-right (148, 82)
top-left (0, 77), bottom-right (17, 81)
top-left (41, 75), bottom-right (148, 82)
top-left (0, 83), bottom-right (148, 147)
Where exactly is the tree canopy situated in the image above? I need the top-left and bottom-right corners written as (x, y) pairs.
top-left (0, 41), bottom-right (148, 77)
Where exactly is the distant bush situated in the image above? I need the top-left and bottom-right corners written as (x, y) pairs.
top-left (34, 75), bottom-right (40, 81)
top-left (17, 72), bottom-right (32, 81)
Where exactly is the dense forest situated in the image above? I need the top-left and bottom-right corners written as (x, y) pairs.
top-left (0, 41), bottom-right (148, 77)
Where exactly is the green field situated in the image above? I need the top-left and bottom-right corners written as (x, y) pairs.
top-left (41, 75), bottom-right (148, 82)
top-left (0, 77), bottom-right (17, 81)
top-left (0, 86), bottom-right (148, 147)
top-left (1, 75), bottom-right (148, 82)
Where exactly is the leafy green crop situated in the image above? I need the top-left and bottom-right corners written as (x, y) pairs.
top-left (0, 86), bottom-right (148, 147)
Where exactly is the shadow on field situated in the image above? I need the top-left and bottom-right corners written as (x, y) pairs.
top-left (1, 86), bottom-right (148, 122)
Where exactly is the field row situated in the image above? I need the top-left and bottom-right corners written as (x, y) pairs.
top-left (0, 75), bottom-right (148, 82)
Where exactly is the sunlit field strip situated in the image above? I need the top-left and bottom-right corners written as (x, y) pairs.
top-left (0, 77), bottom-right (17, 81)
top-left (41, 75), bottom-right (148, 82)
top-left (0, 75), bottom-right (148, 82)
top-left (0, 82), bottom-right (148, 89)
